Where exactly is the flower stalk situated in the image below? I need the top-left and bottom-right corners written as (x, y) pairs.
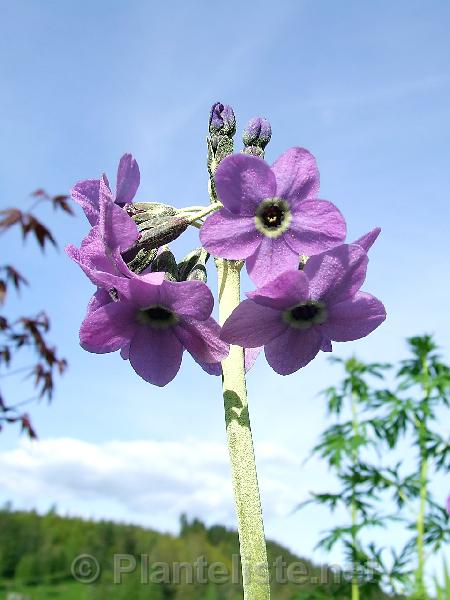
top-left (216, 257), bottom-right (270, 600)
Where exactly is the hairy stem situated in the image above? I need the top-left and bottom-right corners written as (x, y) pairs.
top-left (187, 202), bottom-right (222, 223)
top-left (216, 258), bottom-right (270, 600)
top-left (351, 391), bottom-right (360, 600)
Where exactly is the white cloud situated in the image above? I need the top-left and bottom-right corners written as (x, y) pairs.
top-left (0, 437), bottom-right (303, 528)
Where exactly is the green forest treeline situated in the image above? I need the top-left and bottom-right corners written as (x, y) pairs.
top-left (0, 506), bottom-right (398, 600)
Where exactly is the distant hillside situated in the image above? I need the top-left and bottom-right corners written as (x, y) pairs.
top-left (0, 507), bottom-right (396, 599)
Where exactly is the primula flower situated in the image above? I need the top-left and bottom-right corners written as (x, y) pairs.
top-left (71, 153), bottom-right (140, 225)
top-left (80, 274), bottom-right (229, 386)
top-left (220, 244), bottom-right (386, 375)
top-left (200, 148), bottom-right (346, 286)
top-left (66, 176), bottom-right (139, 291)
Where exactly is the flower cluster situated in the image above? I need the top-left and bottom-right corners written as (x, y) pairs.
top-left (67, 104), bottom-right (385, 386)
top-left (67, 155), bottom-right (228, 386)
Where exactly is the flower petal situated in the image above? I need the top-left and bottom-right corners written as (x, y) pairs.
top-left (352, 227), bottom-right (381, 253)
top-left (320, 292), bottom-right (386, 342)
top-left (160, 280), bottom-right (214, 320)
top-left (115, 153), bottom-right (140, 205)
top-left (128, 327), bottom-right (183, 386)
top-left (66, 230), bottom-right (130, 292)
top-left (196, 347), bottom-right (261, 376)
top-left (246, 236), bottom-right (299, 287)
top-left (286, 198), bottom-right (346, 256)
top-left (79, 301), bottom-right (137, 353)
top-left (196, 361), bottom-right (222, 376)
top-left (215, 153), bottom-right (276, 215)
top-left (200, 210), bottom-right (261, 260)
top-left (320, 338), bottom-right (333, 352)
top-left (272, 147), bottom-right (320, 206)
top-left (303, 244), bottom-right (368, 304)
top-left (220, 299), bottom-right (287, 348)
top-left (99, 175), bottom-right (139, 253)
top-left (120, 343), bottom-right (131, 360)
top-left (71, 179), bottom-right (100, 225)
top-left (120, 276), bottom-right (163, 308)
top-left (264, 327), bottom-right (322, 374)
top-left (244, 346), bottom-right (262, 372)
top-left (247, 269), bottom-right (309, 310)
top-left (174, 317), bottom-right (229, 363)
top-left (85, 288), bottom-right (112, 318)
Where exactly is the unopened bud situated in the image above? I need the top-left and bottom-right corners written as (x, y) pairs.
top-left (209, 102), bottom-right (236, 137)
top-left (178, 248), bottom-right (209, 283)
top-left (121, 215), bottom-right (188, 274)
top-left (126, 202), bottom-right (177, 225)
top-left (124, 248), bottom-right (158, 274)
top-left (243, 117), bottom-right (272, 149)
top-left (137, 215), bottom-right (189, 246)
top-left (150, 246), bottom-right (178, 281)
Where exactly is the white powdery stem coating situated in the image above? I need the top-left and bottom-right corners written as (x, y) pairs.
top-left (216, 258), bottom-right (271, 600)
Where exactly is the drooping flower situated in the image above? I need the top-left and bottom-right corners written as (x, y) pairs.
top-left (80, 275), bottom-right (229, 386)
top-left (220, 244), bottom-right (386, 375)
top-left (200, 148), bottom-right (346, 286)
top-left (446, 495), bottom-right (450, 516)
top-left (71, 153), bottom-right (140, 225)
top-left (66, 175), bottom-right (139, 291)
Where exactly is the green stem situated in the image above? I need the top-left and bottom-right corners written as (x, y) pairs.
top-left (216, 258), bottom-right (270, 600)
top-left (351, 392), bottom-right (360, 600)
top-left (187, 202), bottom-right (222, 223)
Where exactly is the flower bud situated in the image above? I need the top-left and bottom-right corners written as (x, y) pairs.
top-left (209, 102), bottom-right (236, 137)
top-left (242, 117), bottom-right (272, 149)
top-left (150, 246), bottom-right (178, 281)
top-left (178, 247), bottom-right (209, 283)
top-left (139, 216), bottom-right (189, 246)
top-left (124, 248), bottom-right (158, 274)
top-left (126, 202), bottom-right (177, 225)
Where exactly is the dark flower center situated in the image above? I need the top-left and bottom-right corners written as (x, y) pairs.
top-left (143, 306), bottom-right (173, 321)
top-left (138, 305), bottom-right (178, 329)
top-left (290, 303), bottom-right (320, 321)
top-left (283, 300), bottom-right (328, 330)
top-left (255, 197), bottom-right (292, 238)
top-left (261, 204), bottom-right (284, 229)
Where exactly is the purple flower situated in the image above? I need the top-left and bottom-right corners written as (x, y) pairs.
top-left (446, 495), bottom-right (450, 516)
top-left (80, 275), bottom-right (229, 386)
top-left (66, 176), bottom-right (139, 291)
top-left (71, 154), bottom-right (140, 225)
top-left (220, 244), bottom-right (386, 375)
top-left (200, 148), bottom-right (346, 286)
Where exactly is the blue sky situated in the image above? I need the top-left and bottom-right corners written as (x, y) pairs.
top-left (0, 0), bottom-right (449, 586)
